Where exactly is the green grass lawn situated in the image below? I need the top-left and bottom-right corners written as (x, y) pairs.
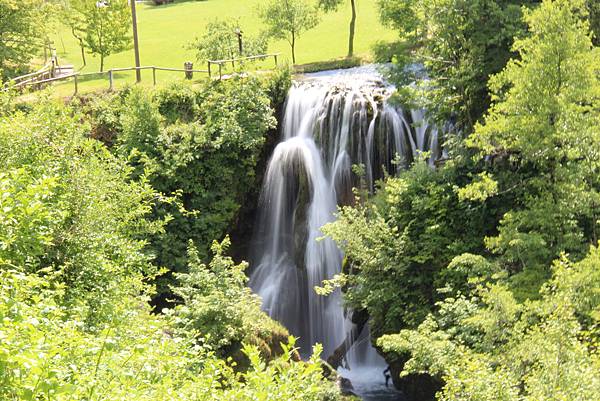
top-left (51, 0), bottom-right (396, 94)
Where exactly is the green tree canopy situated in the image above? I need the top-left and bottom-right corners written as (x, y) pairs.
top-left (258, 0), bottom-right (320, 64)
top-left (68, 0), bottom-right (132, 72)
top-left (379, 245), bottom-right (600, 401)
top-left (188, 18), bottom-right (268, 63)
top-left (0, 0), bottom-right (47, 80)
top-left (467, 0), bottom-right (600, 275)
top-left (0, 101), bottom-right (162, 324)
top-left (378, 0), bottom-right (532, 132)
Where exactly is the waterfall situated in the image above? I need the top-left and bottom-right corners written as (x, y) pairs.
top-left (250, 66), bottom-right (442, 384)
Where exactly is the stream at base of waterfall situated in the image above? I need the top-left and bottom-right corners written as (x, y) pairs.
top-left (249, 65), bottom-right (442, 401)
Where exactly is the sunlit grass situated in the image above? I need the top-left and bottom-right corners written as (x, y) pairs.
top-left (51, 0), bottom-right (396, 93)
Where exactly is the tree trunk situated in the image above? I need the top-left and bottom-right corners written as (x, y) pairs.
top-left (79, 39), bottom-right (86, 67)
top-left (348, 0), bottom-right (356, 57)
top-left (291, 32), bottom-right (296, 64)
top-left (72, 27), bottom-right (86, 67)
top-left (100, 55), bottom-right (104, 72)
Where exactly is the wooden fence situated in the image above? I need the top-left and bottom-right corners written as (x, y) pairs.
top-left (4, 65), bottom-right (208, 94)
top-left (4, 53), bottom-right (281, 95)
top-left (7, 58), bottom-right (58, 89)
top-left (207, 53), bottom-right (280, 79)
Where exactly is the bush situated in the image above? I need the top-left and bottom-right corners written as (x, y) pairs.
top-left (0, 268), bottom-right (338, 401)
top-left (0, 95), bottom-right (338, 401)
top-left (168, 237), bottom-right (289, 364)
top-left (378, 248), bottom-right (600, 401)
top-left (114, 78), bottom-right (279, 298)
top-left (0, 102), bottom-right (162, 325)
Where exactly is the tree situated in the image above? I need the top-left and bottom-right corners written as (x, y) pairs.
top-left (60, 0), bottom-right (87, 66)
top-left (318, 0), bottom-right (357, 57)
top-left (188, 18), bottom-right (268, 63)
top-left (0, 101), bottom-right (163, 324)
top-left (468, 0), bottom-right (600, 274)
top-left (112, 78), bottom-right (278, 300)
top-left (258, 0), bottom-right (320, 64)
top-left (377, 0), bottom-right (532, 132)
top-left (71, 0), bottom-right (132, 72)
top-left (0, 0), bottom-right (46, 80)
top-left (378, 246), bottom-right (600, 401)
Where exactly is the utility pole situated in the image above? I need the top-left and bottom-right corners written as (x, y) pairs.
top-left (130, 0), bottom-right (141, 83)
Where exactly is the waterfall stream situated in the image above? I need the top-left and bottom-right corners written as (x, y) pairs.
top-left (249, 66), bottom-right (441, 399)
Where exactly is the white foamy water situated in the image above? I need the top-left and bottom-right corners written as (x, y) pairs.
top-left (250, 65), bottom-right (442, 397)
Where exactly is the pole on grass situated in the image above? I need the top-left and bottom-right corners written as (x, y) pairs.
top-left (131, 0), bottom-right (142, 83)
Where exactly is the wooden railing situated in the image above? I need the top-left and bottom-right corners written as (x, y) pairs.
top-left (6, 58), bottom-right (58, 90)
top-left (103, 66), bottom-right (209, 90)
top-left (5, 65), bottom-right (209, 94)
top-left (207, 53), bottom-right (280, 79)
top-left (5, 53), bottom-right (281, 95)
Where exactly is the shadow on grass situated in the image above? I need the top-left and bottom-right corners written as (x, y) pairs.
top-left (294, 56), bottom-right (364, 74)
top-left (142, 0), bottom-right (205, 11)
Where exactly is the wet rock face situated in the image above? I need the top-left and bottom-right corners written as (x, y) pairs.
top-left (338, 376), bottom-right (357, 397)
top-left (289, 158), bottom-right (310, 272)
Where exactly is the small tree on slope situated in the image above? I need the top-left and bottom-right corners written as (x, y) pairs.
top-left (258, 0), bottom-right (320, 64)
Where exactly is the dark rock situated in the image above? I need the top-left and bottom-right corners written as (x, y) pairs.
top-left (387, 355), bottom-right (443, 401)
top-left (338, 376), bottom-right (357, 397)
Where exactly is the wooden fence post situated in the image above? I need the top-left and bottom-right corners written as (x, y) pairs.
top-left (108, 70), bottom-right (113, 91)
top-left (274, 54), bottom-right (278, 67)
top-left (208, 62), bottom-right (211, 78)
top-left (219, 63), bottom-right (222, 80)
top-left (152, 67), bottom-right (157, 86)
top-left (74, 75), bottom-right (78, 95)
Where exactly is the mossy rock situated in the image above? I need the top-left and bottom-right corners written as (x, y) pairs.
top-left (226, 312), bottom-right (295, 372)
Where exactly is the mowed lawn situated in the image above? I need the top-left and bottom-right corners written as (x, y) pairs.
top-left (51, 0), bottom-right (396, 94)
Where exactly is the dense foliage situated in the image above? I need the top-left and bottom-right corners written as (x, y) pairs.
top-left (0, 264), bottom-right (337, 401)
top-left (323, 0), bottom-right (600, 398)
top-left (78, 73), bottom-right (288, 299)
top-left (466, 0), bottom-right (600, 284)
top-left (322, 160), bottom-right (503, 336)
top-left (378, 247), bottom-right (600, 401)
top-left (0, 102), bottom-right (161, 324)
top-left (0, 0), bottom-right (48, 80)
top-left (378, 0), bottom-right (534, 132)
top-left (0, 75), bottom-right (338, 400)
top-left (168, 237), bottom-right (289, 364)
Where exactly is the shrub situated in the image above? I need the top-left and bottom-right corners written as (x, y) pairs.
top-left (168, 237), bottom-right (289, 363)
top-left (0, 102), bottom-right (162, 325)
top-left (115, 78), bottom-right (278, 298)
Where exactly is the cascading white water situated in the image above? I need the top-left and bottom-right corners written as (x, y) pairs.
top-left (250, 66), bottom-right (442, 392)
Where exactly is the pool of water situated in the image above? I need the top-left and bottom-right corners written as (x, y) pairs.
top-left (338, 367), bottom-right (408, 401)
